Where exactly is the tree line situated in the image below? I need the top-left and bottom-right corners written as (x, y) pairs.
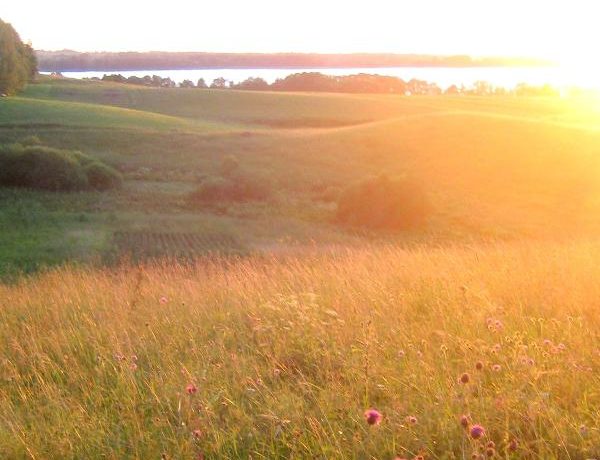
top-left (95, 72), bottom-right (560, 96)
top-left (99, 72), bottom-right (442, 94)
top-left (0, 18), bottom-right (37, 95)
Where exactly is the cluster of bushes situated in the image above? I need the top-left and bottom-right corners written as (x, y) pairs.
top-left (188, 156), bottom-right (271, 206)
top-left (0, 18), bottom-right (37, 95)
top-left (0, 140), bottom-right (122, 191)
top-left (336, 174), bottom-right (429, 230)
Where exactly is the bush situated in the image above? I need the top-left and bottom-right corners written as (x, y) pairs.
top-left (0, 145), bottom-right (88, 191)
top-left (336, 175), bottom-right (429, 230)
top-left (84, 162), bottom-right (122, 190)
top-left (0, 143), bottom-right (121, 192)
top-left (189, 173), bottom-right (270, 205)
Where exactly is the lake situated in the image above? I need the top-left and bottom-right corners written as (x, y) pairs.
top-left (52, 66), bottom-right (600, 90)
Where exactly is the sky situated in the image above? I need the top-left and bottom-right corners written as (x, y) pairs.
top-left (3, 0), bottom-right (600, 65)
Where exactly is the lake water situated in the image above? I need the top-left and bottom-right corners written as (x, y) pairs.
top-left (53, 66), bottom-right (600, 90)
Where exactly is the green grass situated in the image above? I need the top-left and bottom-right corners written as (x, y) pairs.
top-left (3, 77), bottom-right (600, 272)
top-left (0, 96), bottom-right (229, 132)
top-left (0, 189), bottom-right (111, 278)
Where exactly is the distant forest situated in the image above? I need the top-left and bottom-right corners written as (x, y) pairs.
top-left (36, 50), bottom-right (552, 72)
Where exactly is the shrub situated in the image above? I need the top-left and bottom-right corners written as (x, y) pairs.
top-left (0, 143), bottom-right (121, 192)
top-left (70, 150), bottom-right (97, 167)
top-left (0, 145), bottom-right (88, 191)
top-left (336, 174), bottom-right (429, 230)
top-left (189, 173), bottom-right (270, 205)
top-left (84, 162), bottom-right (123, 190)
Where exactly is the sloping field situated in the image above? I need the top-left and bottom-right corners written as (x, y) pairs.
top-left (0, 97), bottom-right (232, 132)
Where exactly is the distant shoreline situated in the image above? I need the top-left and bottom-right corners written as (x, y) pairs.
top-left (36, 50), bottom-right (555, 73)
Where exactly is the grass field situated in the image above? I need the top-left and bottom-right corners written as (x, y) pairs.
top-left (1, 77), bottom-right (600, 458)
top-left (1, 242), bottom-right (599, 458)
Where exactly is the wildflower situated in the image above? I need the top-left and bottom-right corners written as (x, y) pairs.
top-left (192, 429), bottom-right (202, 438)
top-left (406, 415), bottom-right (417, 424)
top-left (273, 368), bottom-right (281, 377)
top-left (159, 296), bottom-right (169, 304)
top-left (486, 441), bottom-right (495, 449)
top-left (557, 343), bottom-right (566, 351)
top-left (364, 409), bottom-right (382, 425)
top-left (460, 415), bottom-right (469, 428)
top-left (580, 424), bottom-right (588, 436)
top-left (470, 424), bottom-right (485, 440)
top-left (130, 362), bottom-right (138, 371)
top-left (460, 373), bottom-right (470, 384)
top-left (543, 339), bottom-right (552, 347)
top-left (398, 350), bottom-right (406, 358)
top-left (186, 383), bottom-right (198, 395)
top-left (507, 439), bottom-right (518, 451)
top-left (485, 447), bottom-right (495, 457)
top-left (491, 364), bottom-right (501, 372)
top-left (475, 361), bottom-right (484, 371)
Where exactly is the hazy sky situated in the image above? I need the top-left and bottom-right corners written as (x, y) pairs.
top-left (3, 0), bottom-right (600, 64)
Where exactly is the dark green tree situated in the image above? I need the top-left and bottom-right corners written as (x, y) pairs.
top-left (0, 19), bottom-right (37, 95)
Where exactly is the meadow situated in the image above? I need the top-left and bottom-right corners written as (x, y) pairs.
top-left (1, 77), bottom-right (600, 458)
top-left (1, 242), bottom-right (599, 458)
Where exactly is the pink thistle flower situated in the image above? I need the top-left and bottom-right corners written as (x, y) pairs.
top-left (192, 429), bottom-right (202, 438)
top-left (159, 296), bottom-right (169, 304)
top-left (186, 383), bottom-right (198, 395)
top-left (459, 373), bottom-right (470, 384)
top-left (364, 408), bottom-right (382, 425)
top-left (130, 362), bottom-right (138, 371)
top-left (406, 415), bottom-right (417, 424)
top-left (475, 361), bottom-right (484, 371)
top-left (470, 424), bottom-right (485, 440)
top-left (491, 364), bottom-right (501, 372)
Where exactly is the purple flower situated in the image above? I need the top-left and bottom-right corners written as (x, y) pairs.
top-left (364, 409), bottom-right (382, 425)
top-left (470, 424), bottom-right (485, 439)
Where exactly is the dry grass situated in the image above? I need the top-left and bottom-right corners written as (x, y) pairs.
top-left (1, 241), bottom-right (599, 459)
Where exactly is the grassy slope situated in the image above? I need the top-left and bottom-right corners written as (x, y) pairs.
top-left (2, 78), bottom-right (600, 275)
top-left (0, 242), bottom-right (598, 458)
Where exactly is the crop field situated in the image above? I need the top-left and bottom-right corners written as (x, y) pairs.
top-left (1, 77), bottom-right (600, 458)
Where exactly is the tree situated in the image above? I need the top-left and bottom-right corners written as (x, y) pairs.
top-left (180, 79), bottom-right (195, 88)
top-left (197, 78), bottom-right (208, 89)
top-left (0, 18), bottom-right (37, 95)
top-left (210, 77), bottom-right (228, 89)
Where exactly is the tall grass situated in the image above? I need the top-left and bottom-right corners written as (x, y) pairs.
top-left (0, 241), bottom-right (598, 458)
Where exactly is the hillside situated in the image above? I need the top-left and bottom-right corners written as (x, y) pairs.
top-left (2, 78), bottom-right (600, 275)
